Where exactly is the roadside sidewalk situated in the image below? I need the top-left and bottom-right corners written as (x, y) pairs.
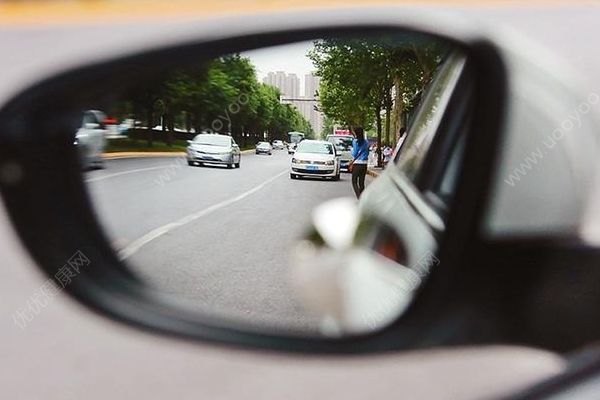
top-left (102, 149), bottom-right (255, 160)
top-left (367, 167), bottom-right (382, 178)
top-left (102, 151), bottom-right (185, 159)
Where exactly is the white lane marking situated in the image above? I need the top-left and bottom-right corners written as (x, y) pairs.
top-left (86, 166), bottom-right (169, 183)
top-left (118, 169), bottom-right (288, 260)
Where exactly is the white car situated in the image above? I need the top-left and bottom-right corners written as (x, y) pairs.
top-left (272, 140), bottom-right (284, 150)
top-left (255, 141), bottom-right (272, 155)
top-left (326, 134), bottom-right (354, 172)
top-left (290, 140), bottom-right (340, 180)
top-left (186, 134), bottom-right (241, 168)
top-left (74, 110), bottom-right (107, 169)
top-left (287, 142), bottom-right (297, 154)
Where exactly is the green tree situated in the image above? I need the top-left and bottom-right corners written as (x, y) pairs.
top-left (309, 35), bottom-right (446, 164)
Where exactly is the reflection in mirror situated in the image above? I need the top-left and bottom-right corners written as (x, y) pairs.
top-left (77, 32), bottom-right (467, 336)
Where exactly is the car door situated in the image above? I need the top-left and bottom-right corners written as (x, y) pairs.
top-left (358, 50), bottom-right (473, 283)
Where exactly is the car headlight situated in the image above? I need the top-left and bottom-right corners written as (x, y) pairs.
top-left (325, 160), bottom-right (335, 165)
top-left (292, 158), bottom-right (298, 163)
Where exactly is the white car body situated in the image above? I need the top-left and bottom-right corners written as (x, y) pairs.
top-left (326, 134), bottom-right (354, 172)
top-left (186, 134), bottom-right (241, 168)
top-left (272, 140), bottom-right (284, 150)
top-left (290, 140), bottom-right (340, 179)
top-left (74, 110), bottom-right (107, 169)
top-left (256, 141), bottom-right (272, 155)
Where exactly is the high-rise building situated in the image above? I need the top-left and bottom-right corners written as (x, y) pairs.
top-left (263, 70), bottom-right (324, 135)
top-left (285, 73), bottom-right (300, 98)
top-left (263, 71), bottom-right (299, 98)
top-left (275, 71), bottom-right (286, 93)
top-left (263, 72), bottom-right (276, 87)
top-left (304, 72), bottom-right (321, 98)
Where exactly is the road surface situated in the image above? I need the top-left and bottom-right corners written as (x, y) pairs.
top-left (85, 150), bottom-right (368, 334)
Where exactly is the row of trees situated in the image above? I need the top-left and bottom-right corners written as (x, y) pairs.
top-left (114, 55), bottom-right (313, 147)
top-left (309, 35), bottom-right (445, 159)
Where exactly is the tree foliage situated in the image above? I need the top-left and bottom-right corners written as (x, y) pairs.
top-left (118, 55), bottom-right (313, 146)
top-left (308, 35), bottom-right (446, 158)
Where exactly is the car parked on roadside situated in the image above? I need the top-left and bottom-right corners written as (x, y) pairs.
top-left (187, 133), bottom-right (241, 168)
top-left (290, 140), bottom-right (340, 180)
top-left (326, 134), bottom-right (354, 172)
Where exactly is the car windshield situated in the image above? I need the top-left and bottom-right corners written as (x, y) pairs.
top-left (193, 135), bottom-right (231, 147)
top-left (297, 142), bottom-right (334, 155)
top-left (328, 136), bottom-right (353, 151)
top-left (257, 142), bottom-right (269, 146)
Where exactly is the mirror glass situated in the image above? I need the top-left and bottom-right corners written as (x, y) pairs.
top-left (75, 32), bottom-right (468, 336)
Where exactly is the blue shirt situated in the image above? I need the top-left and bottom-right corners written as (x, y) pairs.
top-left (351, 139), bottom-right (370, 164)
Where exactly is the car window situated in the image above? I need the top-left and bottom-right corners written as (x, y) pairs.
top-left (193, 135), bottom-right (231, 146)
top-left (82, 112), bottom-right (95, 126)
top-left (435, 133), bottom-right (466, 203)
top-left (395, 52), bottom-right (466, 182)
top-left (327, 136), bottom-right (353, 151)
top-left (297, 142), bottom-right (334, 154)
top-left (82, 111), bottom-right (104, 128)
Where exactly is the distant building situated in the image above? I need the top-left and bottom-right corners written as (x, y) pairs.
top-left (263, 70), bottom-right (323, 135)
top-left (285, 73), bottom-right (300, 99)
top-left (304, 72), bottom-right (321, 98)
top-left (263, 71), bottom-right (299, 98)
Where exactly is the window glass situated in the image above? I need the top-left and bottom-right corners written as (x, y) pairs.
top-left (297, 141), bottom-right (334, 155)
top-left (326, 136), bottom-right (353, 152)
top-left (82, 111), bottom-right (97, 126)
top-left (396, 52), bottom-right (466, 181)
top-left (436, 134), bottom-right (466, 203)
top-left (193, 135), bottom-right (232, 147)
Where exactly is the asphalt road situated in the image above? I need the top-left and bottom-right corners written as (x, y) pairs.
top-left (85, 150), bottom-right (366, 334)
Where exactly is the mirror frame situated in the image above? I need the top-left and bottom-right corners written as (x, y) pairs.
top-left (0, 17), bottom-right (507, 353)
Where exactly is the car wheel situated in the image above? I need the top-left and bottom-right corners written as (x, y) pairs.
top-left (290, 173), bottom-right (296, 179)
top-left (333, 173), bottom-right (340, 181)
top-left (187, 160), bottom-right (194, 166)
top-left (235, 161), bottom-right (240, 168)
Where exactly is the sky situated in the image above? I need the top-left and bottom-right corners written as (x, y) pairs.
top-left (241, 40), bottom-right (316, 92)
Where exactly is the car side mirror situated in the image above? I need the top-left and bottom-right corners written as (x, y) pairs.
top-left (0, 10), bottom-right (550, 354)
top-left (291, 197), bottom-right (435, 336)
top-left (84, 122), bottom-right (100, 130)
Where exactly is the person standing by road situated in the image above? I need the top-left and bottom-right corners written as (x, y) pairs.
top-left (349, 127), bottom-right (370, 199)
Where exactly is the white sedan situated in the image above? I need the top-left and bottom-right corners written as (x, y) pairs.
top-left (272, 140), bottom-right (285, 150)
top-left (290, 140), bottom-right (340, 180)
